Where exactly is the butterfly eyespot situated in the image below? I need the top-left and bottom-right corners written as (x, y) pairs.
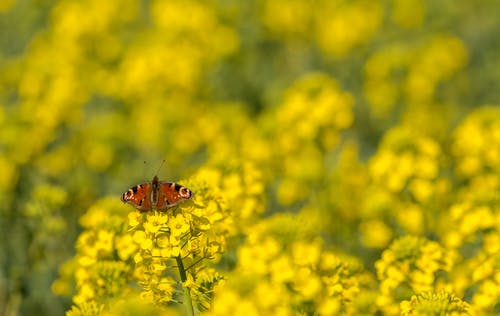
top-left (121, 191), bottom-right (130, 202)
top-left (179, 187), bottom-right (192, 198)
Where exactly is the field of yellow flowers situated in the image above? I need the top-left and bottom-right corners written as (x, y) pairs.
top-left (1, 1), bottom-right (499, 315)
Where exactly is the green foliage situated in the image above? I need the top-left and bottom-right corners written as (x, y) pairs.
top-left (1, 0), bottom-right (500, 315)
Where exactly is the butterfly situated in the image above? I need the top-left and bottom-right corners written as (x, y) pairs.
top-left (121, 175), bottom-right (192, 212)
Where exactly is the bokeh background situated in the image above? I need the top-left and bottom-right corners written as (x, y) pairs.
top-left (1, 0), bottom-right (500, 315)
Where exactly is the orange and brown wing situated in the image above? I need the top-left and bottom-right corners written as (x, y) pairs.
top-left (121, 182), bottom-right (153, 211)
top-left (155, 182), bottom-right (192, 210)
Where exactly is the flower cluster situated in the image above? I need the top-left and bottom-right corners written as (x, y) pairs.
top-left (205, 215), bottom-right (367, 315)
top-left (452, 106), bottom-right (500, 180)
top-left (261, 0), bottom-right (383, 57)
top-left (269, 73), bottom-right (354, 206)
top-left (369, 127), bottom-right (443, 202)
top-left (364, 34), bottom-right (468, 122)
top-left (128, 177), bottom-right (230, 311)
top-left (360, 126), bottom-right (447, 248)
top-left (58, 198), bottom-right (132, 314)
top-left (57, 174), bottom-right (230, 315)
top-left (400, 290), bottom-right (470, 316)
top-left (439, 107), bottom-right (500, 314)
top-left (375, 236), bottom-right (453, 314)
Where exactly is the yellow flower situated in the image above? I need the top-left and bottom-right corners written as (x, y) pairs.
top-left (132, 230), bottom-right (146, 244)
top-left (133, 231), bottom-right (153, 251)
top-left (270, 255), bottom-right (294, 284)
top-left (253, 282), bottom-right (287, 310)
top-left (170, 213), bottom-right (190, 237)
top-left (144, 212), bottom-right (168, 234)
top-left (162, 241), bottom-right (180, 257)
top-left (292, 239), bottom-right (322, 267)
top-left (96, 230), bottom-right (114, 254)
top-left (317, 297), bottom-right (341, 315)
top-left (115, 234), bottom-right (138, 260)
top-left (158, 278), bottom-right (175, 296)
top-left (128, 211), bottom-right (141, 229)
top-left (484, 233), bottom-right (500, 255)
top-left (360, 220), bottom-right (393, 249)
top-left (293, 267), bottom-right (322, 299)
top-left (396, 204), bottom-right (424, 234)
top-left (183, 273), bottom-right (196, 290)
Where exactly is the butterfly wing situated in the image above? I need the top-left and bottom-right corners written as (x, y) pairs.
top-left (121, 182), bottom-right (153, 211)
top-left (155, 181), bottom-right (192, 210)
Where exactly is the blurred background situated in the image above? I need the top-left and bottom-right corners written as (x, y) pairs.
top-left (1, 0), bottom-right (499, 314)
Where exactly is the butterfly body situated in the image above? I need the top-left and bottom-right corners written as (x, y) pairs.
top-left (121, 175), bottom-right (192, 212)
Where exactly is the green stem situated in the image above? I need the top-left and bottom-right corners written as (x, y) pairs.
top-left (176, 255), bottom-right (195, 316)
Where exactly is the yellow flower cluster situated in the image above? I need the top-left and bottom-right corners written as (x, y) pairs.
top-left (375, 236), bottom-right (453, 314)
top-left (195, 163), bottom-right (265, 222)
top-left (438, 107), bottom-right (500, 314)
top-left (128, 180), bottom-right (230, 308)
top-left (205, 220), bottom-right (365, 315)
top-left (452, 106), bottom-right (500, 180)
top-left (261, 0), bottom-right (383, 57)
top-left (57, 173), bottom-right (231, 314)
top-left (270, 73), bottom-right (354, 205)
top-left (400, 290), bottom-right (470, 316)
top-left (59, 198), bottom-right (133, 313)
top-left (369, 127), bottom-right (442, 200)
top-left (361, 126), bottom-right (446, 248)
top-left (364, 34), bottom-right (468, 121)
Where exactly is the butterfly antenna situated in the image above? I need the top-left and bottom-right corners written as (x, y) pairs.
top-left (141, 160), bottom-right (149, 175)
top-left (155, 159), bottom-right (167, 176)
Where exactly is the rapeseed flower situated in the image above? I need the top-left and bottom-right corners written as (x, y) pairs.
top-left (400, 290), bottom-right (470, 315)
